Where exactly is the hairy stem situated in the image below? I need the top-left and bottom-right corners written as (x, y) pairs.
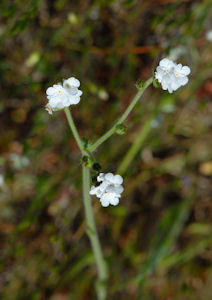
top-left (64, 107), bottom-right (107, 299)
top-left (88, 77), bottom-right (153, 152)
top-left (82, 165), bottom-right (108, 299)
top-left (64, 107), bottom-right (85, 154)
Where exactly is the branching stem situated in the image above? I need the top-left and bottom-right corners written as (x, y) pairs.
top-left (88, 77), bottom-right (153, 152)
top-left (64, 107), bottom-right (107, 299)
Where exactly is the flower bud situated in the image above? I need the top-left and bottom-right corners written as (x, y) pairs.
top-left (82, 155), bottom-right (93, 168)
top-left (115, 124), bottom-right (126, 135)
top-left (153, 77), bottom-right (160, 88)
top-left (135, 79), bottom-right (145, 89)
top-left (92, 162), bottom-right (102, 172)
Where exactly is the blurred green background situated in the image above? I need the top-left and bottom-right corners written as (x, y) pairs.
top-left (0, 0), bottom-right (212, 299)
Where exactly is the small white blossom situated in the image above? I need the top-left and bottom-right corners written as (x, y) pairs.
top-left (63, 77), bottom-right (82, 104)
top-left (0, 174), bottom-right (4, 187)
top-left (46, 84), bottom-right (70, 111)
top-left (45, 77), bottom-right (82, 114)
top-left (155, 58), bottom-right (190, 93)
top-left (90, 172), bottom-right (124, 207)
top-left (206, 30), bottom-right (212, 42)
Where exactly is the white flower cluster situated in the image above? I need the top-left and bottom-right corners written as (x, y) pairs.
top-left (90, 173), bottom-right (124, 207)
top-left (45, 77), bottom-right (82, 114)
top-left (155, 58), bottom-right (190, 93)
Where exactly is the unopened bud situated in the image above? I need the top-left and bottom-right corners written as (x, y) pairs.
top-left (153, 77), bottom-right (159, 88)
top-left (115, 124), bottom-right (126, 135)
top-left (135, 79), bottom-right (145, 90)
top-left (92, 162), bottom-right (101, 172)
top-left (82, 155), bottom-right (93, 168)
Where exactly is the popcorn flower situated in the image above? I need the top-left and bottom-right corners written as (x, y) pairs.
top-left (0, 174), bottom-right (4, 188)
top-left (206, 30), bottom-right (212, 42)
top-left (45, 77), bottom-right (82, 114)
top-left (90, 172), bottom-right (124, 207)
top-left (155, 58), bottom-right (190, 93)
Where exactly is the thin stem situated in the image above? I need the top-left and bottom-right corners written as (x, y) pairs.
top-left (64, 107), bottom-right (107, 298)
top-left (117, 102), bottom-right (161, 175)
top-left (88, 77), bottom-right (153, 152)
top-left (64, 107), bottom-right (85, 154)
top-left (82, 165), bottom-right (108, 299)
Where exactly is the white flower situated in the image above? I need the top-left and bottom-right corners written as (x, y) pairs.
top-left (46, 84), bottom-right (70, 112)
top-left (155, 58), bottom-right (190, 93)
top-left (206, 30), bottom-right (212, 42)
top-left (0, 174), bottom-right (4, 187)
top-left (45, 77), bottom-right (82, 114)
top-left (63, 77), bottom-right (82, 104)
top-left (90, 172), bottom-right (124, 207)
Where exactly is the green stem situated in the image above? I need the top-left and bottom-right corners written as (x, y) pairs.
top-left (117, 102), bottom-right (161, 175)
top-left (64, 107), bottom-right (85, 154)
top-left (64, 107), bottom-right (107, 298)
top-left (82, 165), bottom-right (108, 299)
top-left (88, 77), bottom-right (153, 152)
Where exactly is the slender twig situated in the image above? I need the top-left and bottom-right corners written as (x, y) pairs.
top-left (64, 78), bottom-right (154, 298)
top-left (64, 107), bottom-right (107, 299)
top-left (82, 165), bottom-right (108, 300)
top-left (88, 77), bottom-right (153, 152)
top-left (64, 107), bottom-right (85, 154)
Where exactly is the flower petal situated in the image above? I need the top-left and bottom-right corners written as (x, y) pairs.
top-left (110, 197), bottom-right (119, 206)
top-left (100, 194), bottom-right (110, 207)
top-left (46, 87), bottom-right (55, 96)
top-left (181, 66), bottom-right (190, 76)
top-left (89, 186), bottom-right (98, 195)
top-left (97, 173), bottom-right (105, 182)
top-left (105, 173), bottom-right (114, 182)
top-left (113, 175), bottom-right (123, 185)
top-left (63, 77), bottom-right (80, 88)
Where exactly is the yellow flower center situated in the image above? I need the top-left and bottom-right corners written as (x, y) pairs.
top-left (106, 192), bottom-right (112, 197)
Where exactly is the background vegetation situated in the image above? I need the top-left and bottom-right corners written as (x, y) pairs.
top-left (0, 0), bottom-right (212, 299)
